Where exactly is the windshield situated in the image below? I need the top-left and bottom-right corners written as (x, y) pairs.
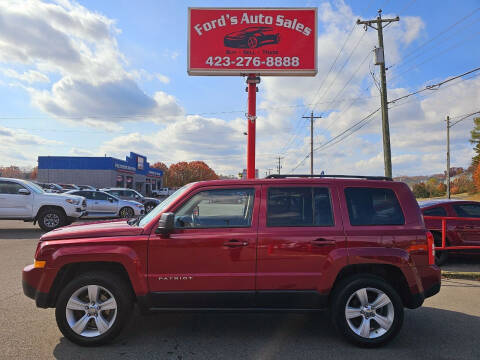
top-left (138, 183), bottom-right (193, 227)
top-left (23, 180), bottom-right (45, 194)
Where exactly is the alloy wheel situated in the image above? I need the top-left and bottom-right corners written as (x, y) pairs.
top-left (44, 213), bottom-right (60, 228)
top-left (65, 285), bottom-right (117, 338)
top-left (345, 287), bottom-right (394, 339)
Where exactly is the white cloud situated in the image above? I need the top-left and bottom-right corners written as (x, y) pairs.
top-left (0, 126), bottom-right (63, 166)
top-left (2, 69), bottom-right (49, 83)
top-left (0, 0), bottom-right (181, 127)
top-left (156, 74), bottom-right (170, 84)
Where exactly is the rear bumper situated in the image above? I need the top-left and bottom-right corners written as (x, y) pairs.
top-left (406, 265), bottom-right (441, 309)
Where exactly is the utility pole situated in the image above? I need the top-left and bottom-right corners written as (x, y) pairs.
top-left (446, 115), bottom-right (451, 199)
top-left (276, 157), bottom-right (284, 174)
top-left (302, 112), bottom-right (322, 175)
top-left (357, 9), bottom-right (399, 178)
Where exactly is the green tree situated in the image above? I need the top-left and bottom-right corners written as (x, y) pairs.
top-left (469, 117), bottom-right (480, 166)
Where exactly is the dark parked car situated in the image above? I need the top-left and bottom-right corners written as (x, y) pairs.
top-left (101, 187), bottom-right (160, 213)
top-left (34, 182), bottom-right (63, 193)
top-left (420, 199), bottom-right (480, 264)
top-left (58, 184), bottom-right (80, 192)
top-left (224, 26), bottom-right (280, 48)
top-left (77, 185), bottom-right (96, 190)
top-left (23, 175), bottom-right (439, 347)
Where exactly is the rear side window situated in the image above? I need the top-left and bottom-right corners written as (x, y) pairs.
top-left (345, 187), bottom-right (405, 226)
top-left (423, 207), bottom-right (447, 217)
top-left (453, 204), bottom-right (480, 218)
top-left (267, 187), bottom-right (334, 227)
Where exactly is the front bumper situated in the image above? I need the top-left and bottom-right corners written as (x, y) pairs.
top-left (22, 264), bottom-right (51, 308)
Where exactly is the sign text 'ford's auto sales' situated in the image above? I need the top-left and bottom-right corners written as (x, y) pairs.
top-left (188, 8), bottom-right (317, 76)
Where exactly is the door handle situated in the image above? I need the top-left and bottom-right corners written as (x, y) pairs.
top-left (311, 238), bottom-right (336, 246)
top-left (224, 239), bottom-right (249, 247)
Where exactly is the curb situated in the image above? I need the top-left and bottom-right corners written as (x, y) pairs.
top-left (441, 270), bottom-right (480, 281)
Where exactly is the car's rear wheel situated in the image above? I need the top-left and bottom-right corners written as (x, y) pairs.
top-left (247, 36), bottom-right (258, 48)
top-left (331, 275), bottom-right (404, 347)
top-left (119, 207), bottom-right (134, 218)
top-left (38, 208), bottom-right (66, 231)
top-left (55, 272), bottom-right (132, 346)
top-left (433, 232), bottom-right (449, 265)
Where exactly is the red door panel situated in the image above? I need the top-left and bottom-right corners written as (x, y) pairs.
top-left (256, 183), bottom-right (346, 292)
top-left (147, 186), bottom-right (260, 292)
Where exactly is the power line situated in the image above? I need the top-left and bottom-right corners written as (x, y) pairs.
top-left (388, 66), bottom-right (480, 105)
top-left (389, 30), bottom-right (480, 82)
top-left (397, 0), bottom-right (417, 14)
top-left (389, 7), bottom-right (480, 70)
top-left (450, 110), bottom-right (480, 127)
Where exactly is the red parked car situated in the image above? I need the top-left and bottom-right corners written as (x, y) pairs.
top-left (420, 199), bottom-right (480, 265)
top-left (23, 175), bottom-right (440, 347)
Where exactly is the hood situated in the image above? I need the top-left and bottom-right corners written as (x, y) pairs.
top-left (121, 200), bottom-right (144, 207)
top-left (40, 219), bottom-right (144, 241)
top-left (143, 196), bottom-right (160, 203)
top-left (41, 192), bottom-right (84, 202)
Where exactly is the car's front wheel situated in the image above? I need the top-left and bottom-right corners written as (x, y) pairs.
top-left (331, 275), bottom-right (404, 347)
top-left (55, 272), bottom-right (132, 346)
top-left (119, 207), bottom-right (134, 218)
top-left (38, 208), bottom-right (66, 231)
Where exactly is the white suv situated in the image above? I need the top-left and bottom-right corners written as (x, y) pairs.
top-left (0, 177), bottom-right (87, 231)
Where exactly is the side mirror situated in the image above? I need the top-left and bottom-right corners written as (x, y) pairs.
top-left (18, 188), bottom-right (30, 195)
top-left (155, 212), bottom-right (175, 235)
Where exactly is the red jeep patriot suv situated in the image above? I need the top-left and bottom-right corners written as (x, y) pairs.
top-left (23, 175), bottom-right (440, 347)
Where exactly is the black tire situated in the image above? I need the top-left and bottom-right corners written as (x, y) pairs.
top-left (330, 274), bottom-right (404, 347)
top-left (144, 203), bottom-right (156, 213)
top-left (433, 233), bottom-right (449, 266)
top-left (119, 207), bottom-right (134, 218)
top-left (55, 272), bottom-right (133, 346)
top-left (38, 207), bottom-right (66, 231)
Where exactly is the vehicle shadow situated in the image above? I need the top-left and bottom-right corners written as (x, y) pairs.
top-left (0, 228), bottom-right (43, 239)
top-left (52, 307), bottom-right (480, 360)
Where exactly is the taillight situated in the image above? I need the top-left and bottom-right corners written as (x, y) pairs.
top-left (426, 231), bottom-right (435, 265)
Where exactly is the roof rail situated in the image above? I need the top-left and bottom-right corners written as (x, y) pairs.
top-left (265, 174), bottom-right (393, 181)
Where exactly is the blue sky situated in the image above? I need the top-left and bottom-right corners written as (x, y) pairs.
top-left (0, 0), bottom-right (479, 176)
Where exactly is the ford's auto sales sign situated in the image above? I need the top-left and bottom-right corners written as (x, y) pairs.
top-left (188, 8), bottom-right (317, 76)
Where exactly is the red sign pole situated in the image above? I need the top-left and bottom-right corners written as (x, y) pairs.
top-left (246, 74), bottom-right (259, 179)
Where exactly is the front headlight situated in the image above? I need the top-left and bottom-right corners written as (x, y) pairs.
top-left (135, 203), bottom-right (144, 208)
top-left (66, 198), bottom-right (80, 205)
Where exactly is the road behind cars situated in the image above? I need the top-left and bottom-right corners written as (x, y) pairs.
top-left (1, 220), bottom-right (480, 359)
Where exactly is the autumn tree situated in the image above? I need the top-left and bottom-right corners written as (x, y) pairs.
top-left (412, 183), bottom-right (429, 198)
top-left (451, 174), bottom-right (475, 195)
top-left (473, 164), bottom-right (480, 192)
top-left (151, 162), bottom-right (169, 186)
top-left (0, 166), bottom-right (22, 178)
top-left (29, 166), bottom-right (38, 180)
top-left (168, 161), bottom-right (218, 187)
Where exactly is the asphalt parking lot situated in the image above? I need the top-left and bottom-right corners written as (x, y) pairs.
top-left (1, 220), bottom-right (479, 360)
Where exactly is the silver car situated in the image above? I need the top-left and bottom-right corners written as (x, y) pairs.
top-left (65, 190), bottom-right (144, 218)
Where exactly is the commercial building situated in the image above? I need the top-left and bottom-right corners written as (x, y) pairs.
top-left (38, 152), bottom-right (163, 195)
